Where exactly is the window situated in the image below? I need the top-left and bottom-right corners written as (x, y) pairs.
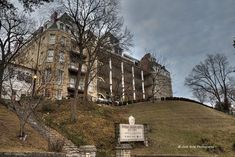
top-left (79, 80), bottom-right (84, 90)
top-left (61, 36), bottom-right (66, 46)
top-left (57, 69), bottom-right (63, 85)
top-left (56, 90), bottom-right (62, 100)
top-left (49, 34), bottom-right (56, 44)
top-left (8, 67), bottom-right (15, 79)
top-left (69, 77), bottom-right (76, 88)
top-left (44, 89), bottom-right (51, 97)
top-left (44, 68), bottom-right (51, 83)
top-left (17, 71), bottom-right (24, 81)
top-left (59, 23), bottom-right (64, 30)
top-left (25, 74), bottom-right (32, 83)
top-left (47, 50), bottom-right (54, 62)
top-left (59, 52), bottom-right (64, 63)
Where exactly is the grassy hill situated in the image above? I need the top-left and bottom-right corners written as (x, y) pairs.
top-left (0, 105), bottom-right (47, 152)
top-left (122, 101), bottom-right (235, 156)
top-left (39, 100), bottom-right (235, 156)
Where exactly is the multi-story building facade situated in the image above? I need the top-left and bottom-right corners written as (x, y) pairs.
top-left (13, 12), bottom-right (172, 101)
top-left (97, 51), bottom-right (173, 102)
top-left (140, 53), bottom-right (172, 99)
top-left (15, 13), bottom-right (92, 100)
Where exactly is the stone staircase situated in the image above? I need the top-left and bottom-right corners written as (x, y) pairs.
top-left (27, 114), bottom-right (81, 157)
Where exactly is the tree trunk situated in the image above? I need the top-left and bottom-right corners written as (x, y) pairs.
top-left (71, 67), bottom-right (81, 122)
top-left (0, 66), bottom-right (5, 100)
top-left (19, 119), bottom-right (25, 137)
top-left (224, 93), bottom-right (229, 112)
top-left (70, 47), bottom-right (84, 122)
top-left (83, 71), bottom-right (89, 101)
top-left (71, 98), bottom-right (77, 122)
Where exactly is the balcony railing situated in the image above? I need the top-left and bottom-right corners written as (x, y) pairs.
top-left (70, 50), bottom-right (87, 59)
top-left (68, 63), bottom-right (78, 72)
top-left (68, 82), bottom-right (75, 89)
top-left (68, 63), bottom-right (88, 74)
top-left (67, 82), bottom-right (84, 91)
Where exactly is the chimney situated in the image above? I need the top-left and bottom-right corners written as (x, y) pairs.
top-left (50, 11), bottom-right (58, 23)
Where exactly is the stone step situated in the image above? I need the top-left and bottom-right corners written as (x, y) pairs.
top-left (22, 114), bottom-right (81, 155)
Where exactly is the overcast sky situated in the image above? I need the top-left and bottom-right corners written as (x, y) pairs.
top-left (120, 0), bottom-right (235, 99)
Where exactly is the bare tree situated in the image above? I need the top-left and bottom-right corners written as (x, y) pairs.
top-left (0, 8), bottom-right (35, 98)
top-left (2, 64), bottom-right (37, 139)
top-left (13, 97), bottom-right (42, 139)
top-left (61, 0), bottom-right (132, 122)
top-left (185, 53), bottom-right (234, 111)
top-left (192, 88), bottom-right (207, 104)
top-left (0, 0), bottom-right (53, 11)
top-left (3, 62), bottom-right (55, 140)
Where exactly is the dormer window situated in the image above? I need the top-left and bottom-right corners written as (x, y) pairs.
top-left (59, 23), bottom-right (64, 30)
top-left (65, 25), bottom-right (70, 32)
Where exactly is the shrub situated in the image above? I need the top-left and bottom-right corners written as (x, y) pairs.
top-left (48, 138), bottom-right (64, 152)
top-left (41, 101), bottom-right (55, 112)
top-left (233, 142), bottom-right (235, 151)
top-left (215, 102), bottom-right (230, 113)
top-left (198, 137), bottom-right (224, 154)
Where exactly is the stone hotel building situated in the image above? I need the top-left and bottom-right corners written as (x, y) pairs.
top-left (13, 13), bottom-right (172, 101)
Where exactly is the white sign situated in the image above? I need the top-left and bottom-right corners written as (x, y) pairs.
top-left (119, 124), bottom-right (144, 142)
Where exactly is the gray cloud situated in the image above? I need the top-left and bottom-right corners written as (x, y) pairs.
top-left (120, 0), bottom-right (235, 98)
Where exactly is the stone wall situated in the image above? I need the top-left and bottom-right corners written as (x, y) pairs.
top-left (132, 155), bottom-right (204, 157)
top-left (0, 152), bottom-right (65, 157)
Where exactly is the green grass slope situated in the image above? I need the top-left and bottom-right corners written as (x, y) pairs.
top-left (122, 101), bottom-right (235, 156)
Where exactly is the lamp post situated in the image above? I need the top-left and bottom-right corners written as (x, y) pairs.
top-left (32, 27), bottom-right (43, 97)
top-left (32, 74), bottom-right (37, 97)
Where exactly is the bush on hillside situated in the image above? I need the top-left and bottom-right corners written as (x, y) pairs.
top-left (41, 101), bottom-right (56, 112)
top-left (48, 138), bottom-right (64, 152)
top-left (233, 142), bottom-right (235, 151)
top-left (198, 137), bottom-right (224, 154)
top-left (215, 101), bottom-right (231, 113)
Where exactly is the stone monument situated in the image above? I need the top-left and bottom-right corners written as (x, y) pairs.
top-left (115, 116), bottom-right (148, 157)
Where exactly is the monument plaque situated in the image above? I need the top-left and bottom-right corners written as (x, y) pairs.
top-left (119, 116), bottom-right (144, 142)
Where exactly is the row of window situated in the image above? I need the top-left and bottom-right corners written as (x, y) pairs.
top-left (43, 68), bottom-right (84, 89)
top-left (47, 50), bottom-right (65, 63)
top-left (49, 34), bottom-right (66, 45)
top-left (68, 77), bottom-right (84, 89)
top-left (43, 68), bottom-right (64, 85)
top-left (46, 49), bottom-right (82, 63)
